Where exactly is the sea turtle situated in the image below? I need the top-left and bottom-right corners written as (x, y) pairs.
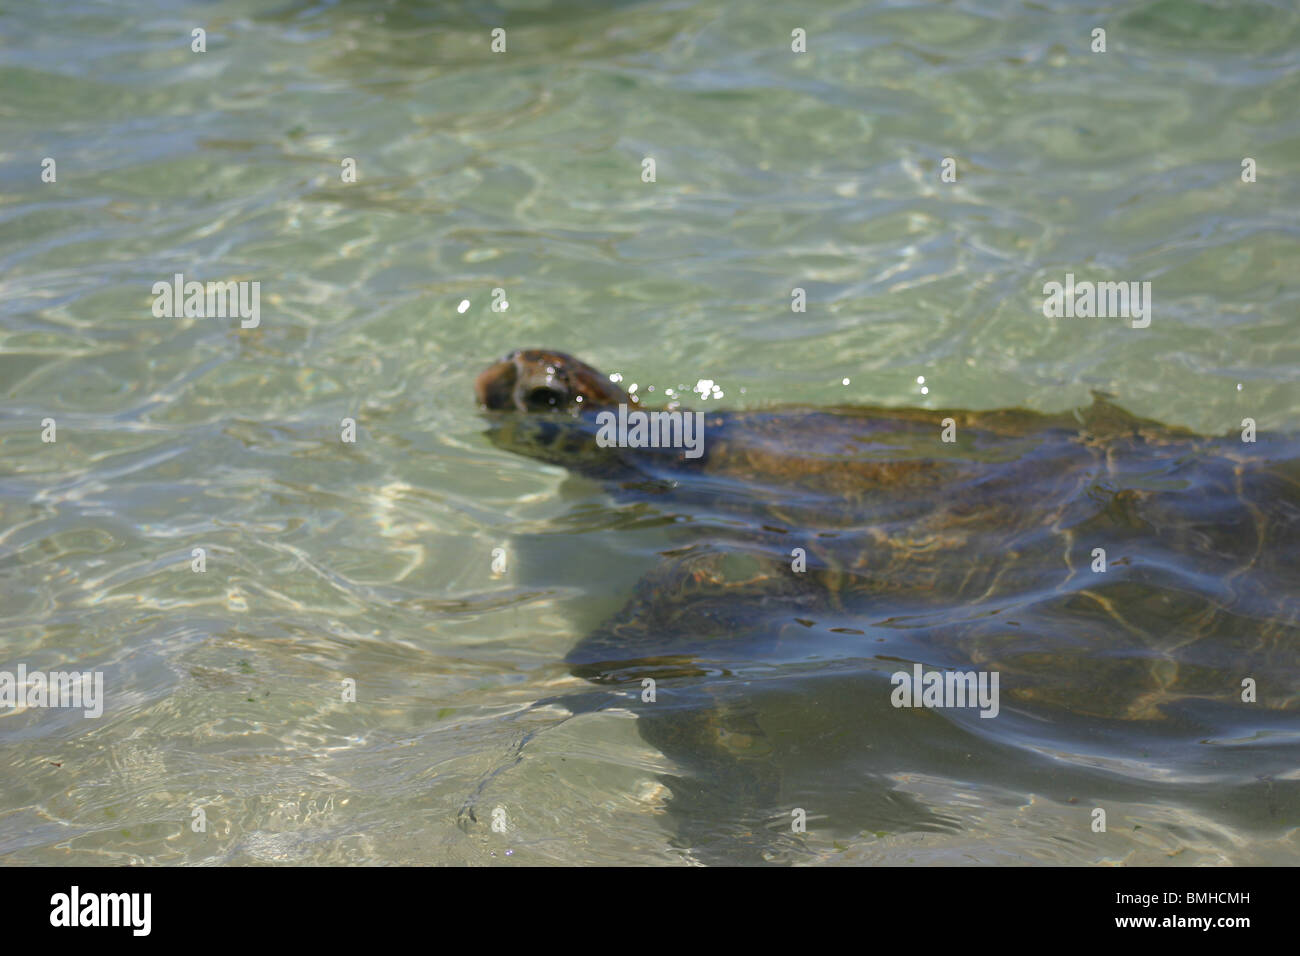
top-left (475, 349), bottom-right (1300, 863)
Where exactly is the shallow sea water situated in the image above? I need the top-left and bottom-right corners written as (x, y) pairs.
top-left (1, 0), bottom-right (1298, 864)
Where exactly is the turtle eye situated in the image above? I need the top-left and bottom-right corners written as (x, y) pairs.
top-left (524, 385), bottom-right (566, 410)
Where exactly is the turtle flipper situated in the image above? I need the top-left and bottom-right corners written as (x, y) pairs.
top-left (565, 549), bottom-right (961, 863)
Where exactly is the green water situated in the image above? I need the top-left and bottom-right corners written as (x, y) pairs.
top-left (1, 0), bottom-right (1298, 864)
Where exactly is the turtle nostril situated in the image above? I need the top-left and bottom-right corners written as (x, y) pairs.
top-left (524, 386), bottom-right (566, 410)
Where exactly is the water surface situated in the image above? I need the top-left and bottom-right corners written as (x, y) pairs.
top-left (1, 0), bottom-right (1298, 864)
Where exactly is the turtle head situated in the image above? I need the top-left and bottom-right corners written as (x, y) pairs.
top-left (475, 349), bottom-right (643, 480)
top-left (475, 349), bottom-right (629, 414)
